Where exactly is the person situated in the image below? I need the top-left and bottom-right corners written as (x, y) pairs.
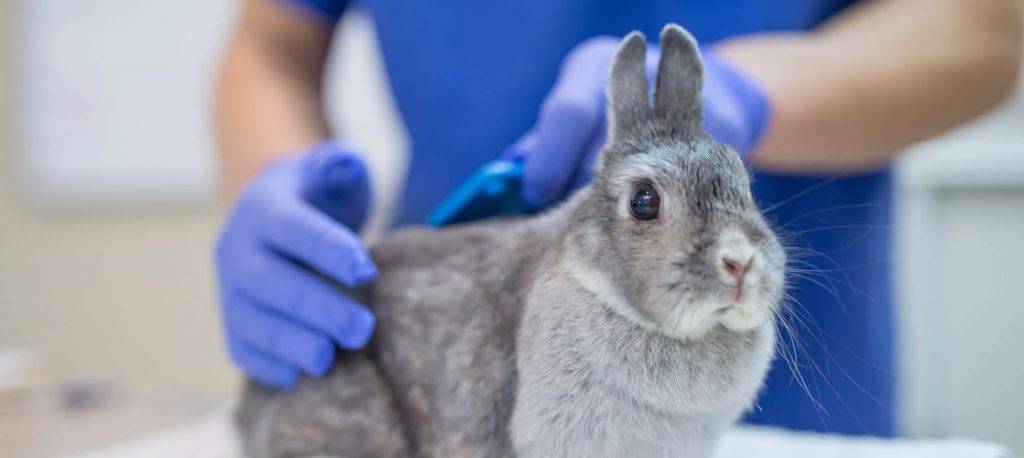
top-left (214, 0), bottom-right (1022, 436)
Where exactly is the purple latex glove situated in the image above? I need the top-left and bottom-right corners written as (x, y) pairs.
top-left (215, 142), bottom-right (377, 389)
top-left (509, 36), bottom-right (771, 209)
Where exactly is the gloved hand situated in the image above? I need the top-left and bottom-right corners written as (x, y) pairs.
top-left (215, 142), bottom-right (378, 389)
top-left (508, 36), bottom-right (771, 209)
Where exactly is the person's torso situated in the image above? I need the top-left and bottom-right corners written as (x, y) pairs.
top-left (357, 0), bottom-right (895, 436)
top-left (356, 0), bottom-right (858, 226)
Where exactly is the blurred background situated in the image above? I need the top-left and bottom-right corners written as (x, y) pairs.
top-left (0, 0), bottom-right (1022, 456)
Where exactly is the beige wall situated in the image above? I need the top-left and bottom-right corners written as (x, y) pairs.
top-left (0, 2), bottom-right (236, 399)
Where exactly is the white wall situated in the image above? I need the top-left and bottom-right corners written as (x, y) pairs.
top-left (11, 0), bottom-right (407, 229)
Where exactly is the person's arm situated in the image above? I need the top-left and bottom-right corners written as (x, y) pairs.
top-left (216, 0), bottom-right (336, 195)
top-left (512, 0), bottom-right (1022, 209)
top-left (719, 0), bottom-right (1024, 173)
top-left (213, 0), bottom-right (379, 389)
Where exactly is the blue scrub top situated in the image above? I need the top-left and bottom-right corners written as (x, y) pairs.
top-left (287, 0), bottom-right (894, 437)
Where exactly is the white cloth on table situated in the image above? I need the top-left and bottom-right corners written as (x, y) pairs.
top-left (77, 408), bottom-right (1010, 458)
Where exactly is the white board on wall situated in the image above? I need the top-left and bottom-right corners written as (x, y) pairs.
top-left (14, 0), bottom-right (237, 210)
top-left (13, 1), bottom-right (408, 220)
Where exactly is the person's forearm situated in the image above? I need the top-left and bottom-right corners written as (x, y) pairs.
top-left (216, 0), bottom-right (336, 195)
top-left (718, 0), bottom-right (1023, 174)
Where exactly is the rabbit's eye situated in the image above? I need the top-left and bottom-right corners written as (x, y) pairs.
top-left (629, 182), bottom-right (660, 221)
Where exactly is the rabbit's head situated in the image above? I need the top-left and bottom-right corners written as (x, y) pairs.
top-left (565, 25), bottom-right (785, 340)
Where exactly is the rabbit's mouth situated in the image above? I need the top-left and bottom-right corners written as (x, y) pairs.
top-left (654, 294), bottom-right (764, 340)
top-left (711, 281), bottom-right (775, 333)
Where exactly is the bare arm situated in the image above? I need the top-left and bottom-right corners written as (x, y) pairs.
top-left (719, 0), bottom-right (1023, 173)
top-left (215, 0), bottom-right (336, 195)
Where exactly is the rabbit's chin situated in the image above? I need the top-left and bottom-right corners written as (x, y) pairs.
top-left (718, 302), bottom-right (772, 333)
top-left (658, 298), bottom-right (772, 341)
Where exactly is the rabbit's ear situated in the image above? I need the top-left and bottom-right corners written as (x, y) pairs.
top-left (607, 31), bottom-right (651, 141)
top-left (654, 24), bottom-right (703, 134)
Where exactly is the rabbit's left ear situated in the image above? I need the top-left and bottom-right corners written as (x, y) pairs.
top-left (654, 24), bottom-right (703, 135)
top-left (606, 31), bottom-right (651, 142)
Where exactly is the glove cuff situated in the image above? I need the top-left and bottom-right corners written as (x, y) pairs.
top-left (700, 47), bottom-right (772, 163)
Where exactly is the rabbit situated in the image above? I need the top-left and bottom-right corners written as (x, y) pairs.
top-left (236, 24), bottom-right (785, 458)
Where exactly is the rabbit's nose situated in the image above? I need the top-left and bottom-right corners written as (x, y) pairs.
top-left (721, 256), bottom-right (749, 283)
top-left (719, 254), bottom-right (753, 303)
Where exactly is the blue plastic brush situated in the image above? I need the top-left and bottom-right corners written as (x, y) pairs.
top-left (427, 158), bottom-right (533, 227)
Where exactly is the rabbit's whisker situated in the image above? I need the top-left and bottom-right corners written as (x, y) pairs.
top-left (774, 292), bottom-right (875, 434)
top-left (777, 203), bottom-right (883, 230)
top-left (773, 306), bottom-right (827, 417)
top-left (761, 176), bottom-right (841, 213)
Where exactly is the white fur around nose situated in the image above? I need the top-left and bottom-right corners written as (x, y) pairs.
top-left (716, 227), bottom-right (757, 284)
top-left (716, 227), bottom-right (770, 332)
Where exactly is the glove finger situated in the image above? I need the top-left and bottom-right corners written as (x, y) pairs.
top-left (262, 196), bottom-right (378, 288)
top-left (502, 128), bottom-right (537, 161)
top-left (302, 142), bottom-right (372, 231)
top-left (700, 68), bottom-right (745, 150)
top-left (521, 39), bottom-right (615, 208)
top-left (568, 115), bottom-right (608, 192)
top-left (228, 339), bottom-right (301, 389)
top-left (698, 49), bottom-right (771, 159)
top-left (228, 294), bottom-right (337, 377)
top-left (522, 99), bottom-right (603, 208)
top-left (237, 250), bottom-right (377, 350)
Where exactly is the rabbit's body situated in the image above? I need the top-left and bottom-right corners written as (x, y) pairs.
top-left (238, 196), bottom-right (774, 457)
top-left (238, 25), bottom-right (785, 457)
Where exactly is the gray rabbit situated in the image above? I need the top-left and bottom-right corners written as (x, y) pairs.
top-left (236, 24), bottom-right (785, 458)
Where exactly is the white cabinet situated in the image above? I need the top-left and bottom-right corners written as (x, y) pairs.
top-left (896, 96), bottom-right (1024, 452)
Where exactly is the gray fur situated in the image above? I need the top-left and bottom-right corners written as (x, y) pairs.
top-left (607, 31), bottom-right (650, 141)
top-left (237, 23), bottom-right (785, 458)
top-left (655, 25), bottom-right (704, 135)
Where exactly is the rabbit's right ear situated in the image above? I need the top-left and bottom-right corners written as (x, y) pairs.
top-left (606, 32), bottom-right (651, 142)
top-left (654, 24), bottom-right (703, 135)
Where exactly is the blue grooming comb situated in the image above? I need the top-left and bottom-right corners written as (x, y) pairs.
top-left (427, 159), bottom-right (533, 227)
